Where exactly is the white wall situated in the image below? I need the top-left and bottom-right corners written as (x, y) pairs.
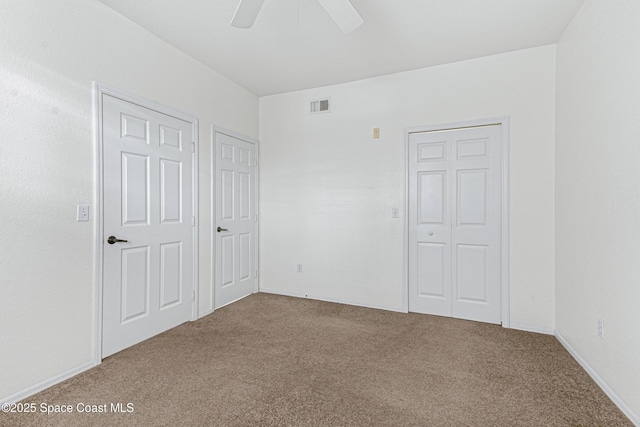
top-left (259, 46), bottom-right (556, 330)
top-left (0, 0), bottom-right (258, 402)
top-left (555, 0), bottom-right (640, 421)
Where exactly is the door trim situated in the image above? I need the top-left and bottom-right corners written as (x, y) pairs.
top-left (93, 82), bottom-right (199, 363)
top-left (208, 125), bottom-right (259, 316)
top-left (402, 116), bottom-right (510, 328)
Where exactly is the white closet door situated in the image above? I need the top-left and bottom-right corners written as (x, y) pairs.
top-left (409, 125), bottom-right (502, 324)
top-left (408, 131), bottom-right (453, 317)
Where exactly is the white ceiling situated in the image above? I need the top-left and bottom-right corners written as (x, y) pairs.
top-left (97, 0), bottom-right (585, 96)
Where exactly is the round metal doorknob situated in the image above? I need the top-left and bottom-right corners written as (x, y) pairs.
top-left (428, 232), bottom-right (434, 236)
top-left (107, 236), bottom-right (128, 244)
top-left (217, 227), bottom-right (228, 233)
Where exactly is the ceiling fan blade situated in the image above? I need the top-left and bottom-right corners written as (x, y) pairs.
top-left (231, 0), bottom-right (266, 29)
top-left (317, 0), bottom-right (363, 33)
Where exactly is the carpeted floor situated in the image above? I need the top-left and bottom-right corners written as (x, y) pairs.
top-left (2, 293), bottom-right (632, 426)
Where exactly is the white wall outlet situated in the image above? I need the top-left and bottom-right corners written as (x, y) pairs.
top-left (77, 204), bottom-right (90, 222)
top-left (392, 208), bottom-right (399, 218)
top-left (597, 319), bottom-right (605, 338)
top-left (297, 264), bottom-right (303, 273)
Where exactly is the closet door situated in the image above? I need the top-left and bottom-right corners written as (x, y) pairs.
top-left (408, 131), bottom-right (453, 317)
top-left (408, 125), bottom-right (502, 324)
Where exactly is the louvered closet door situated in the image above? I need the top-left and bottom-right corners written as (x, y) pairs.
top-left (409, 125), bottom-right (502, 324)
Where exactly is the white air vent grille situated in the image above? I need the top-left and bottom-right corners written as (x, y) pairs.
top-left (310, 98), bottom-right (330, 114)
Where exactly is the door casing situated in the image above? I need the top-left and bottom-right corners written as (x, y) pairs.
top-left (403, 117), bottom-right (510, 327)
top-left (93, 82), bottom-right (199, 363)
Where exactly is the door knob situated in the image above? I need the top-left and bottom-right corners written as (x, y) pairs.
top-left (107, 236), bottom-right (128, 244)
top-left (428, 232), bottom-right (434, 236)
top-left (217, 227), bottom-right (228, 233)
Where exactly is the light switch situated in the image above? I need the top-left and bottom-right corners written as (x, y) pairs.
top-left (373, 127), bottom-right (380, 139)
top-left (77, 204), bottom-right (90, 222)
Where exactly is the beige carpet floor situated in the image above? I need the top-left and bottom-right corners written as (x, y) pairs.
top-left (2, 293), bottom-right (632, 426)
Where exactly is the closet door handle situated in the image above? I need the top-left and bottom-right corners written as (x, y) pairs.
top-left (217, 227), bottom-right (228, 233)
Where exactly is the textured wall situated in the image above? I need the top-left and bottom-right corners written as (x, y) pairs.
top-left (555, 0), bottom-right (640, 421)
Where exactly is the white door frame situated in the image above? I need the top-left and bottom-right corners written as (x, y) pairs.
top-left (403, 116), bottom-right (510, 328)
top-left (209, 125), bottom-right (259, 314)
top-left (93, 82), bottom-right (199, 363)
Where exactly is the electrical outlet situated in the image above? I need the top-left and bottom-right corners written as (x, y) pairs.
top-left (597, 319), bottom-right (605, 338)
top-left (297, 264), bottom-right (303, 273)
top-left (77, 204), bottom-right (90, 222)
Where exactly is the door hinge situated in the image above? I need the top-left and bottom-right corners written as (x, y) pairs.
top-left (191, 142), bottom-right (195, 153)
top-left (254, 270), bottom-right (258, 278)
top-left (254, 214), bottom-right (258, 222)
top-left (192, 290), bottom-right (195, 301)
top-left (254, 157), bottom-right (258, 167)
top-left (192, 216), bottom-right (196, 226)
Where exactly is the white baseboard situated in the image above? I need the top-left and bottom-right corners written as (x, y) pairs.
top-left (1, 360), bottom-right (97, 405)
top-left (509, 321), bottom-right (555, 335)
top-left (555, 332), bottom-right (639, 426)
top-left (258, 288), bottom-right (406, 313)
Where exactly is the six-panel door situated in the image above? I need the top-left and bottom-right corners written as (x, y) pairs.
top-left (214, 131), bottom-right (256, 308)
top-left (102, 94), bottom-right (193, 357)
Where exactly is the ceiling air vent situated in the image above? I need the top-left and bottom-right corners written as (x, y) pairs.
top-left (310, 98), bottom-right (331, 114)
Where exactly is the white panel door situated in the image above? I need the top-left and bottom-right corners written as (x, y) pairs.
top-left (214, 131), bottom-right (256, 308)
top-left (409, 125), bottom-right (502, 324)
top-left (102, 94), bottom-right (194, 357)
top-left (408, 134), bottom-right (452, 317)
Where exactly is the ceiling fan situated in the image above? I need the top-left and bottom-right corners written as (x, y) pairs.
top-left (231, 0), bottom-right (363, 33)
